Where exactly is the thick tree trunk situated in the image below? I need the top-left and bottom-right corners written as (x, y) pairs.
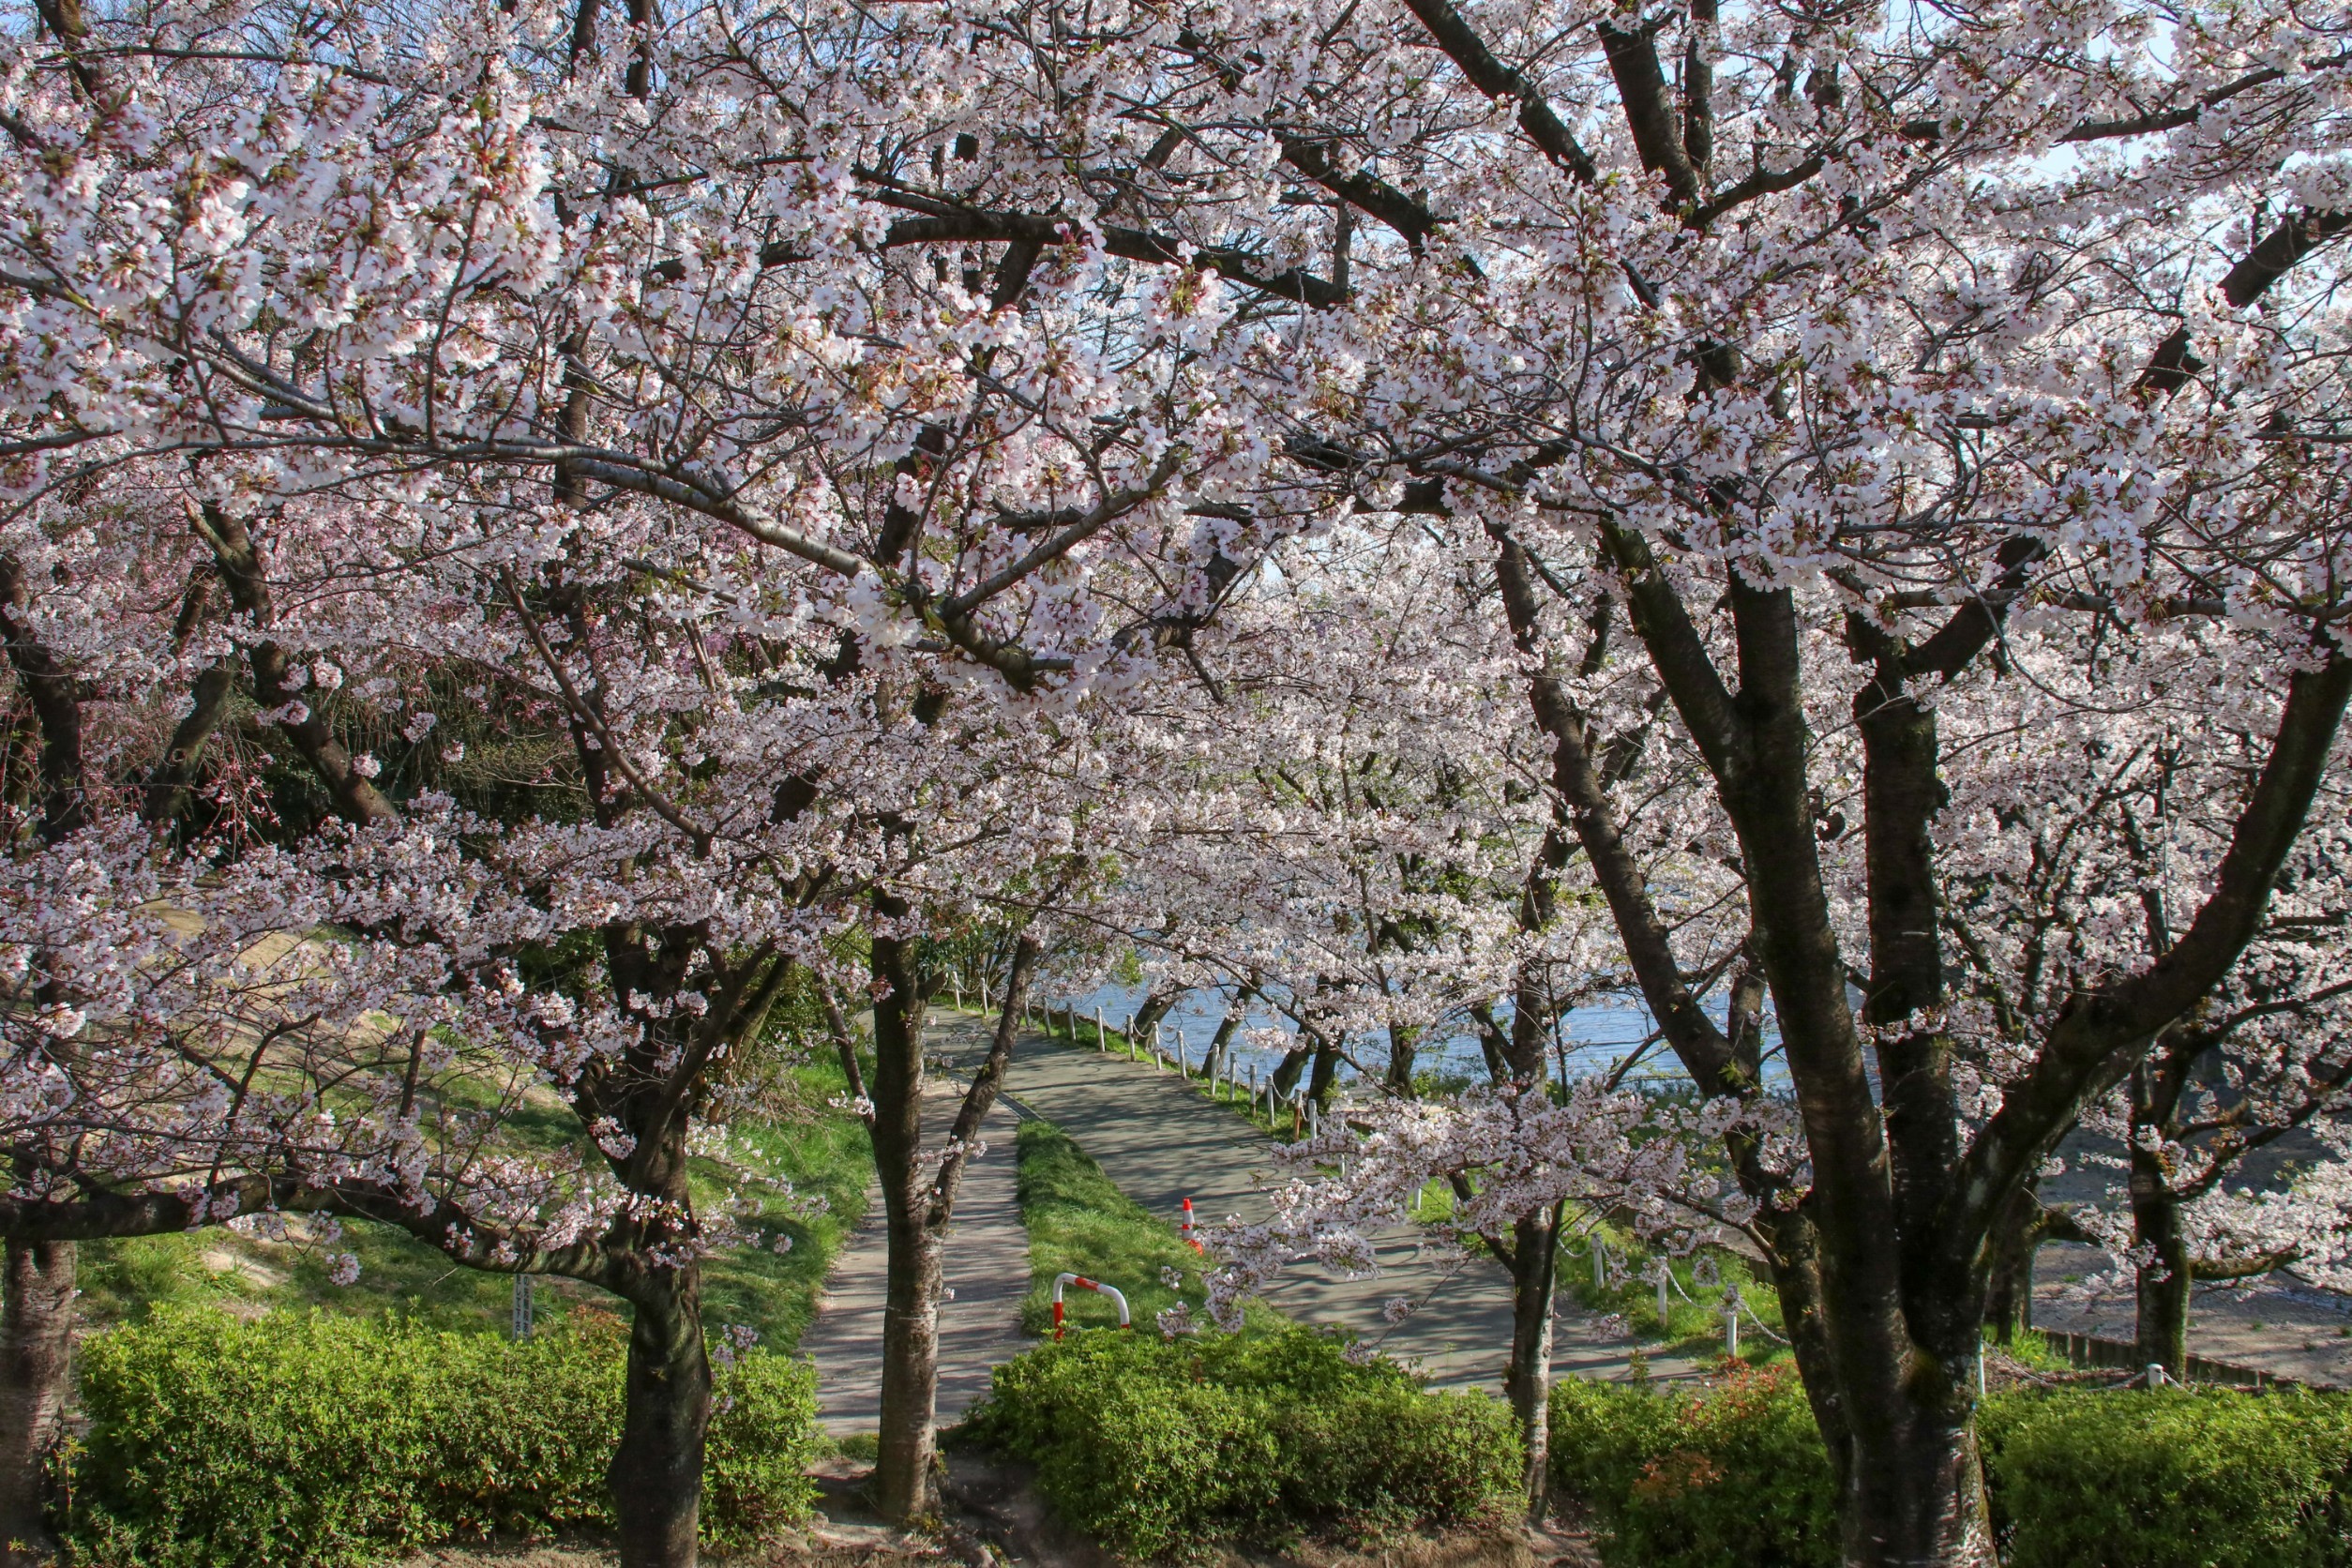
top-left (1502, 1209), bottom-right (1560, 1522)
top-left (1272, 1042), bottom-right (1311, 1097)
top-left (1199, 989), bottom-right (1251, 1082)
top-left (1305, 1037), bottom-right (1341, 1108)
top-left (1838, 1412), bottom-right (1996, 1568)
top-left (2130, 1148), bottom-right (2192, 1377)
top-left (1126, 988), bottom-right (1176, 1054)
top-left (0, 1243), bottom-right (71, 1563)
top-left (1983, 1188), bottom-right (2043, 1346)
top-left (610, 1267), bottom-right (711, 1568)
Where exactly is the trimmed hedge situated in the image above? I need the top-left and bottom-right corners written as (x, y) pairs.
top-left (64, 1305), bottom-right (821, 1566)
top-left (1982, 1384), bottom-right (2352, 1568)
top-left (960, 1327), bottom-right (1519, 1560)
top-left (1551, 1367), bottom-right (2352, 1568)
top-left (1551, 1363), bottom-right (1835, 1568)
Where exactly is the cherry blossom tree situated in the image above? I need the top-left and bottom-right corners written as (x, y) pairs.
top-left (1937, 699), bottom-right (2352, 1371)
top-left (6, 1), bottom-right (2352, 1565)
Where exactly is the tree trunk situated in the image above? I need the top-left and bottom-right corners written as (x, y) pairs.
top-left (2130, 1147), bottom-right (2192, 1377)
top-left (0, 558), bottom-right (84, 1566)
top-left (874, 1212), bottom-right (945, 1523)
top-left (1199, 989), bottom-right (1251, 1082)
top-left (1838, 1412), bottom-right (1997, 1568)
top-left (0, 1242), bottom-right (70, 1564)
top-left (1384, 1023), bottom-right (1419, 1096)
top-left (1983, 1189), bottom-right (2043, 1346)
top-left (1126, 988), bottom-right (1176, 1054)
top-left (1502, 1208), bottom-right (1560, 1522)
top-left (1306, 1036), bottom-right (1341, 1108)
top-left (1272, 1042), bottom-right (1311, 1097)
top-left (610, 1266), bottom-right (711, 1568)
top-left (867, 904), bottom-right (939, 1524)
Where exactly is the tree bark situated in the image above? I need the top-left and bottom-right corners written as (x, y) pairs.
top-left (0, 1243), bottom-right (71, 1564)
top-left (1383, 1022), bottom-right (1419, 1096)
top-left (0, 559), bottom-right (84, 1565)
top-left (142, 656), bottom-right (237, 826)
top-left (1272, 1041), bottom-right (1311, 1097)
top-left (610, 1267), bottom-right (711, 1568)
top-left (2129, 1147), bottom-right (2192, 1376)
top-left (1502, 1207), bottom-right (1561, 1522)
top-left (1200, 988), bottom-right (1252, 1082)
top-left (1125, 988), bottom-right (1177, 1054)
top-left (867, 902), bottom-right (941, 1523)
top-left (1305, 1035), bottom-right (1342, 1108)
top-left (1837, 1416), bottom-right (1995, 1568)
top-left (874, 1206), bottom-right (946, 1524)
top-left (1983, 1194), bottom-right (2041, 1346)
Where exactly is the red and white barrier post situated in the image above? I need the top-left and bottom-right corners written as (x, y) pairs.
top-left (1050, 1272), bottom-right (1132, 1340)
top-left (1180, 1198), bottom-right (1204, 1253)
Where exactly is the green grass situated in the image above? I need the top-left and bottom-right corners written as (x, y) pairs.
top-left (1012, 1118), bottom-right (1286, 1337)
top-left (80, 1058), bottom-right (873, 1351)
top-left (1989, 1327), bottom-right (2075, 1372)
top-left (1563, 1225), bottom-right (1790, 1367)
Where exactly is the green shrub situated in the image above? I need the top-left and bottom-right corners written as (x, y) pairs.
top-left (1981, 1385), bottom-right (2352, 1568)
top-left (962, 1327), bottom-right (1518, 1560)
top-left (1277, 1383), bottom-right (1521, 1532)
top-left (1033, 1374), bottom-right (1283, 1557)
top-left (65, 1305), bottom-right (819, 1566)
top-left (1550, 1363), bottom-right (1834, 1568)
top-left (1550, 1368), bottom-right (2352, 1568)
top-left (701, 1345), bottom-right (825, 1552)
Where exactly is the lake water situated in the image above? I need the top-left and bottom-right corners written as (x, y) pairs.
top-left (1012, 981), bottom-right (1784, 1092)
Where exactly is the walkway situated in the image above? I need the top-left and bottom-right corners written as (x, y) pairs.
top-left (929, 1009), bottom-right (1702, 1390)
top-left (801, 1007), bottom-right (1700, 1432)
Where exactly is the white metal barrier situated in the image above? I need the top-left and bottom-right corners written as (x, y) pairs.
top-left (1050, 1272), bottom-right (1131, 1339)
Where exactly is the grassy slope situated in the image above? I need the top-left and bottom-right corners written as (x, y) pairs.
top-left (1013, 1120), bottom-right (1207, 1334)
top-left (1560, 1223), bottom-right (1791, 1367)
top-left (79, 1058), bottom-right (872, 1352)
top-left (1012, 1118), bottom-right (1286, 1336)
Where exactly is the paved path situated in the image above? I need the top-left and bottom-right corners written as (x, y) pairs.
top-left (799, 1007), bottom-right (1699, 1432)
top-left (931, 1010), bottom-right (1701, 1391)
top-left (799, 1074), bottom-right (1028, 1432)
